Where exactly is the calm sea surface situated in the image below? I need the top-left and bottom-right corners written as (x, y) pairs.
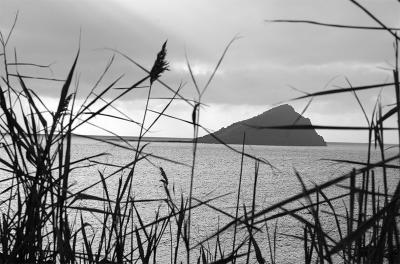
top-left (67, 138), bottom-right (397, 263)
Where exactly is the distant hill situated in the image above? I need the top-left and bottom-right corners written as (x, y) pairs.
top-left (198, 104), bottom-right (326, 146)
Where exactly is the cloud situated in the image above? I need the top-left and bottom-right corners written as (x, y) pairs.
top-left (171, 61), bottom-right (224, 76)
top-left (0, 0), bottom-right (399, 142)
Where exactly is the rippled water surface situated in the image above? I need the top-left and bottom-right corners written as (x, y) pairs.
top-left (1, 137), bottom-right (396, 263)
top-left (66, 138), bottom-right (397, 263)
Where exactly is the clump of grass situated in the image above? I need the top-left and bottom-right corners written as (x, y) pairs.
top-left (0, 1), bottom-right (399, 263)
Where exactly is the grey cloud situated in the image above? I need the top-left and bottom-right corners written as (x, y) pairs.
top-left (0, 0), bottom-right (398, 108)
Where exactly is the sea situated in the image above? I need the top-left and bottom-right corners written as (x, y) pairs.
top-left (1, 137), bottom-right (397, 263)
top-left (66, 138), bottom-right (397, 263)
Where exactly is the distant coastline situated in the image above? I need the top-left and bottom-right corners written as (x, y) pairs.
top-left (71, 134), bottom-right (193, 143)
top-left (69, 135), bottom-right (398, 146)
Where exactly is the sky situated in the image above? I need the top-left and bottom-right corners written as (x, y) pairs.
top-left (0, 0), bottom-right (399, 143)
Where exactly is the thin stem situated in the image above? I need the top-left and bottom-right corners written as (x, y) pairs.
top-left (232, 133), bottom-right (246, 264)
top-left (187, 102), bottom-right (200, 264)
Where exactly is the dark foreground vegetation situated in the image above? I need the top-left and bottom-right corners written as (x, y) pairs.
top-left (0, 1), bottom-right (399, 263)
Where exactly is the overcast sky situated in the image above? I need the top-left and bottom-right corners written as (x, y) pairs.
top-left (1, 0), bottom-right (399, 143)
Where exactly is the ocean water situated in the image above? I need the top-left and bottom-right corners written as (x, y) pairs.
top-left (0, 137), bottom-right (396, 263)
top-left (66, 138), bottom-right (397, 263)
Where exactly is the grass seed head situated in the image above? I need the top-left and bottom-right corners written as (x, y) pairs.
top-left (150, 41), bottom-right (169, 85)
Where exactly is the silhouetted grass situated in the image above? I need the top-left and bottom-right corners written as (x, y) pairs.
top-left (0, 1), bottom-right (399, 263)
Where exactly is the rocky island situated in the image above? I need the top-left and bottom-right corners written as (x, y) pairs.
top-left (198, 104), bottom-right (326, 146)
